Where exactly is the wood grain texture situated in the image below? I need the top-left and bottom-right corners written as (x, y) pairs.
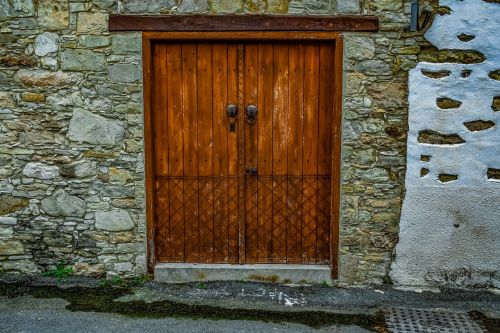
top-left (145, 33), bottom-right (341, 270)
top-left (110, 15), bottom-right (379, 32)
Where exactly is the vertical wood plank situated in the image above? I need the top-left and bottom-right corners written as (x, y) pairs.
top-left (182, 43), bottom-right (199, 263)
top-left (166, 43), bottom-right (185, 262)
top-left (256, 43), bottom-right (274, 262)
top-left (286, 42), bottom-right (304, 263)
top-left (243, 43), bottom-right (259, 263)
top-left (317, 43), bottom-right (334, 263)
top-left (152, 44), bottom-right (169, 261)
top-left (271, 42), bottom-right (289, 262)
top-left (212, 43), bottom-right (229, 262)
top-left (302, 43), bottom-right (320, 263)
top-left (197, 43), bottom-right (214, 263)
top-left (227, 44), bottom-right (239, 263)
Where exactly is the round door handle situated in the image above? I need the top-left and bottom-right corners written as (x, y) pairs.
top-left (246, 105), bottom-right (257, 124)
top-left (245, 167), bottom-right (258, 175)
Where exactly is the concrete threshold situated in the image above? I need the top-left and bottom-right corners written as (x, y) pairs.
top-left (154, 263), bottom-right (331, 284)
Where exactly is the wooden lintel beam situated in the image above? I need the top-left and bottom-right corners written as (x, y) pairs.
top-left (109, 15), bottom-right (379, 32)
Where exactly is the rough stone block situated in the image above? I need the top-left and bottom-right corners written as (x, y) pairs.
top-left (77, 12), bottom-right (108, 34)
top-left (34, 32), bottom-right (59, 57)
top-left (0, 0), bottom-right (35, 18)
top-left (111, 34), bottom-right (141, 54)
top-left (336, 0), bottom-right (360, 13)
top-left (15, 69), bottom-right (83, 86)
top-left (60, 160), bottom-right (97, 178)
top-left (177, 0), bottom-right (208, 13)
top-left (95, 209), bottom-right (134, 231)
top-left (68, 109), bottom-right (125, 145)
top-left (61, 49), bottom-right (107, 71)
top-left (41, 189), bottom-right (86, 217)
top-left (23, 162), bottom-right (59, 180)
top-left (0, 195), bottom-right (29, 215)
top-left (0, 240), bottom-right (24, 255)
top-left (0, 216), bottom-right (17, 225)
top-left (38, 0), bottom-right (69, 30)
top-left (345, 36), bottom-right (375, 60)
top-left (21, 92), bottom-right (45, 102)
top-left (79, 35), bottom-right (110, 48)
top-left (108, 63), bottom-right (141, 83)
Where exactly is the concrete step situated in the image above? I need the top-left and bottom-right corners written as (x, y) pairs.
top-left (154, 263), bottom-right (331, 284)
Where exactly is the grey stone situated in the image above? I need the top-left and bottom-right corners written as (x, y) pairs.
top-left (0, 259), bottom-right (39, 273)
top-left (346, 36), bottom-right (375, 60)
top-left (61, 49), bottom-right (106, 71)
top-left (0, 216), bottom-right (17, 225)
top-left (0, 225), bottom-right (13, 239)
top-left (15, 69), bottom-right (83, 87)
top-left (123, 0), bottom-right (176, 13)
top-left (41, 189), bottom-right (86, 217)
top-left (355, 60), bottom-right (392, 75)
top-left (95, 209), bottom-right (134, 231)
top-left (0, 0), bottom-right (35, 18)
top-left (68, 109), bottom-right (125, 145)
top-left (336, 0), bottom-right (360, 13)
top-left (34, 32), bottom-right (59, 56)
top-left (109, 64), bottom-right (141, 83)
top-left (0, 33), bottom-right (17, 44)
top-left (111, 34), bottom-right (141, 54)
top-left (93, 0), bottom-right (116, 9)
top-left (38, 0), bottom-right (69, 30)
top-left (0, 195), bottom-right (29, 215)
top-left (177, 0), bottom-right (208, 13)
top-left (60, 160), bottom-right (97, 178)
top-left (23, 162), bottom-right (59, 180)
top-left (0, 240), bottom-right (24, 255)
top-left (79, 35), bottom-right (110, 48)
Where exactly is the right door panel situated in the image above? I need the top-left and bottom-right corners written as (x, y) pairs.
top-left (243, 42), bottom-right (335, 264)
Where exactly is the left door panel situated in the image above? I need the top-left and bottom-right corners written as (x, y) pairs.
top-left (153, 42), bottom-right (240, 263)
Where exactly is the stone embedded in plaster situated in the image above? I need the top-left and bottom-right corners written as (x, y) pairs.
top-left (438, 174), bottom-right (458, 183)
top-left (15, 69), bottom-right (83, 87)
top-left (210, 0), bottom-right (242, 13)
top-left (77, 12), bottom-right (108, 34)
top-left (95, 209), bottom-right (134, 231)
top-left (461, 69), bottom-right (472, 78)
top-left (108, 64), bottom-right (141, 83)
top-left (418, 47), bottom-right (486, 64)
top-left (463, 120), bottom-right (495, 132)
top-left (68, 109), bottom-right (125, 145)
top-left (417, 130), bottom-right (465, 145)
top-left (0, 92), bottom-right (15, 107)
top-left (421, 69), bottom-right (451, 79)
top-left (492, 96), bottom-right (500, 111)
top-left (41, 189), bottom-right (86, 217)
top-left (23, 162), bottom-right (59, 180)
top-left (34, 32), bottom-right (59, 57)
top-left (61, 49), bottom-right (107, 71)
top-left (487, 168), bottom-right (500, 180)
top-left (457, 34), bottom-right (475, 42)
top-left (436, 97), bottom-right (462, 109)
top-left (489, 70), bottom-right (500, 80)
top-left (38, 0), bottom-right (69, 30)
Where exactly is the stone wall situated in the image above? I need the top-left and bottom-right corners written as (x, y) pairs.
top-left (391, 0), bottom-right (500, 288)
top-left (0, 0), bottom-right (439, 283)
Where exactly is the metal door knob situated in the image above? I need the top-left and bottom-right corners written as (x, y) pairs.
top-left (246, 105), bottom-right (257, 124)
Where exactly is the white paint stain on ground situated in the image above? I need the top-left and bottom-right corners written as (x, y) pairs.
top-left (239, 288), bottom-right (307, 307)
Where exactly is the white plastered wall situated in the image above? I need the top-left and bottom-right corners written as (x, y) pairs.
top-left (390, 0), bottom-right (500, 287)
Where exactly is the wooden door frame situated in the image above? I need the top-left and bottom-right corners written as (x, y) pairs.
top-left (143, 31), bottom-right (343, 278)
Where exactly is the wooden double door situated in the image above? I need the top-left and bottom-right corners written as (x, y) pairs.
top-left (150, 38), bottom-right (340, 266)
